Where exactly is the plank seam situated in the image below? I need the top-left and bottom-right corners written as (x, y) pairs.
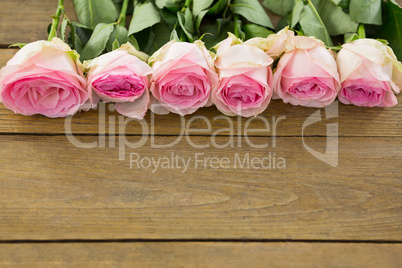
top-left (0, 133), bottom-right (400, 138)
top-left (0, 239), bottom-right (401, 244)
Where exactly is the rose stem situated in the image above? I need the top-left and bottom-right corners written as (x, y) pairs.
top-left (234, 14), bottom-right (240, 38)
top-left (358, 24), bottom-right (366, 39)
top-left (118, 0), bottom-right (130, 27)
top-left (47, 0), bottom-right (64, 41)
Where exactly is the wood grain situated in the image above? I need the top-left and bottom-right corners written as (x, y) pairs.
top-left (0, 242), bottom-right (401, 267)
top-left (0, 135), bottom-right (400, 240)
top-left (0, 0), bottom-right (77, 45)
top-left (1, 49), bottom-right (401, 136)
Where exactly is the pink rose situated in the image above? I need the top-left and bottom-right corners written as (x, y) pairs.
top-left (337, 39), bottom-right (401, 107)
top-left (148, 41), bottom-right (219, 115)
top-left (273, 36), bottom-right (340, 107)
top-left (86, 43), bottom-right (153, 119)
top-left (0, 38), bottom-right (88, 117)
top-left (212, 37), bottom-right (274, 117)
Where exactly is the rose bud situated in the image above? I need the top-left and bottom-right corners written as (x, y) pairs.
top-left (337, 39), bottom-right (401, 107)
top-left (273, 36), bottom-right (340, 107)
top-left (0, 38), bottom-right (88, 117)
top-left (86, 43), bottom-right (153, 119)
top-left (148, 40), bottom-right (219, 116)
top-left (243, 27), bottom-right (295, 60)
top-left (211, 36), bottom-right (274, 117)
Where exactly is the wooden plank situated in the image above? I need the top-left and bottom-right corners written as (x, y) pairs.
top-left (1, 48), bottom-right (401, 136)
top-left (0, 0), bottom-right (77, 45)
top-left (0, 135), bottom-right (400, 240)
top-left (0, 242), bottom-right (400, 267)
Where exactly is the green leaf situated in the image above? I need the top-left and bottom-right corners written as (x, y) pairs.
top-left (170, 29), bottom-right (181, 41)
top-left (216, 18), bottom-right (231, 37)
top-left (60, 17), bottom-right (68, 42)
top-left (380, 0), bottom-right (402, 60)
top-left (244, 24), bottom-right (274, 39)
top-left (231, 0), bottom-right (274, 29)
top-left (291, 0), bottom-right (304, 28)
top-left (106, 25), bottom-right (128, 52)
top-left (337, 0), bottom-right (350, 10)
top-left (81, 23), bottom-right (115, 60)
top-left (201, 20), bottom-right (234, 49)
top-left (193, 0), bottom-right (214, 16)
top-left (155, 0), bottom-right (184, 9)
top-left (9, 43), bottom-right (27, 48)
top-left (208, 0), bottom-right (228, 15)
top-left (134, 28), bottom-right (157, 54)
top-left (299, 2), bottom-right (333, 46)
top-left (153, 22), bottom-right (173, 50)
top-left (184, 8), bottom-right (195, 33)
top-left (311, 0), bottom-right (358, 35)
top-left (262, 0), bottom-right (294, 16)
top-left (112, 39), bottom-right (120, 50)
top-left (349, 0), bottom-right (382, 25)
top-left (128, 35), bottom-right (140, 50)
top-left (161, 9), bottom-right (178, 28)
top-left (129, 2), bottom-right (161, 35)
top-left (196, 9), bottom-right (209, 29)
top-left (73, 0), bottom-right (118, 29)
top-left (72, 21), bottom-right (92, 46)
top-left (177, 10), bottom-right (195, 41)
top-left (344, 33), bottom-right (360, 43)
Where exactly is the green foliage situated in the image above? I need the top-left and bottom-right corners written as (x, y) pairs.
top-left (299, 1), bottom-right (333, 46)
top-left (379, 0), bottom-right (402, 60)
top-left (73, 0), bottom-right (118, 29)
top-left (262, 0), bottom-right (294, 16)
top-left (311, 0), bottom-right (358, 35)
top-left (231, 0), bottom-right (274, 29)
top-left (106, 25), bottom-right (128, 51)
top-left (244, 24), bottom-right (274, 39)
top-left (80, 23), bottom-right (115, 60)
top-left (129, 2), bottom-right (161, 35)
top-left (193, 0), bottom-right (214, 16)
top-left (9, 43), bottom-right (27, 48)
top-left (350, 0), bottom-right (382, 25)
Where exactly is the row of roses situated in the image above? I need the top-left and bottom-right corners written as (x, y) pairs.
top-left (0, 28), bottom-right (401, 118)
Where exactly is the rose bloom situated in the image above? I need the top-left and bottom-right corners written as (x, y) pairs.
top-left (212, 37), bottom-right (274, 117)
top-left (0, 38), bottom-right (88, 117)
top-left (149, 40), bottom-right (219, 115)
top-left (337, 39), bottom-right (401, 107)
top-left (86, 43), bottom-right (153, 119)
top-left (273, 36), bottom-right (340, 107)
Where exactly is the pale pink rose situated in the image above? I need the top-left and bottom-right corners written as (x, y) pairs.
top-left (212, 37), bottom-right (274, 117)
top-left (148, 40), bottom-right (219, 115)
top-left (337, 39), bottom-right (401, 107)
top-left (273, 36), bottom-right (340, 107)
top-left (86, 44), bottom-right (153, 119)
top-left (0, 38), bottom-right (88, 117)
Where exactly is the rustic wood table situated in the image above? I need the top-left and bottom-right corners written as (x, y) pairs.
top-left (0, 0), bottom-right (401, 267)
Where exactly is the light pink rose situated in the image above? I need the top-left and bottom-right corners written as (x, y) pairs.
top-left (212, 37), bottom-right (274, 117)
top-left (0, 38), bottom-right (88, 117)
top-left (148, 40), bottom-right (219, 115)
top-left (337, 39), bottom-right (401, 107)
top-left (273, 36), bottom-right (340, 107)
top-left (86, 44), bottom-right (153, 119)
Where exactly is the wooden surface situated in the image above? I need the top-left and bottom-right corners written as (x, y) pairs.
top-left (0, 242), bottom-right (401, 267)
top-left (0, 0), bottom-right (401, 267)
